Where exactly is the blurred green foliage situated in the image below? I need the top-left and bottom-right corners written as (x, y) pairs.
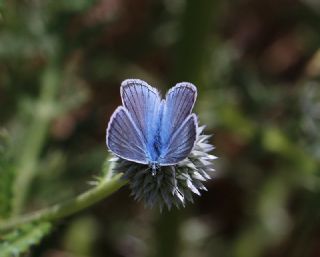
top-left (1, 0), bottom-right (320, 256)
top-left (0, 221), bottom-right (52, 257)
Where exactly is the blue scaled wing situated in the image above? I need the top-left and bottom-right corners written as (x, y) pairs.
top-left (106, 106), bottom-right (148, 164)
top-left (121, 79), bottom-right (162, 160)
top-left (159, 83), bottom-right (198, 165)
top-left (160, 82), bottom-right (197, 146)
top-left (159, 114), bottom-right (198, 165)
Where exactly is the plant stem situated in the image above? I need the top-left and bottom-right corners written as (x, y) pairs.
top-left (12, 65), bottom-right (61, 216)
top-left (0, 174), bottom-right (127, 232)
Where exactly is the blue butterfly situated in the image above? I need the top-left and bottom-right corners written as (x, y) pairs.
top-left (106, 79), bottom-right (198, 174)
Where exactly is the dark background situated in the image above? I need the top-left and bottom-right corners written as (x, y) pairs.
top-left (1, 0), bottom-right (320, 256)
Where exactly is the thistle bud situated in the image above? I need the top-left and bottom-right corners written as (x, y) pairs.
top-left (111, 126), bottom-right (216, 210)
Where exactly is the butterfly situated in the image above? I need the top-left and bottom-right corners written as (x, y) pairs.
top-left (106, 79), bottom-right (198, 174)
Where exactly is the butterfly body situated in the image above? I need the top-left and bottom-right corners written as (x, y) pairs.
top-left (106, 79), bottom-right (198, 171)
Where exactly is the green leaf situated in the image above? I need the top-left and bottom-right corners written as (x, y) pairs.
top-left (0, 221), bottom-right (52, 257)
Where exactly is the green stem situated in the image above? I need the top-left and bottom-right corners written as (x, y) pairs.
top-left (1, 174), bottom-right (127, 232)
top-left (12, 65), bottom-right (61, 216)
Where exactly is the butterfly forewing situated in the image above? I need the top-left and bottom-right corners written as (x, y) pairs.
top-left (106, 106), bottom-right (148, 164)
top-left (159, 114), bottom-right (198, 165)
top-left (121, 79), bottom-right (162, 150)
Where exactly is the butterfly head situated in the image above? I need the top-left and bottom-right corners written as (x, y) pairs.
top-left (149, 161), bottom-right (160, 176)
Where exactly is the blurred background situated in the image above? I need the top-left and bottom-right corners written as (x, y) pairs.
top-left (1, 0), bottom-right (320, 256)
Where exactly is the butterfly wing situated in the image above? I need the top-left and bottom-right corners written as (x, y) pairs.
top-left (159, 114), bottom-right (198, 165)
top-left (160, 82), bottom-right (197, 146)
top-left (108, 80), bottom-right (197, 165)
top-left (121, 79), bottom-right (162, 160)
top-left (106, 106), bottom-right (148, 164)
top-left (159, 83), bottom-right (198, 165)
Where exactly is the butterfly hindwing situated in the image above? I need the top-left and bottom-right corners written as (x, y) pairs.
top-left (159, 114), bottom-right (198, 165)
top-left (106, 106), bottom-right (148, 164)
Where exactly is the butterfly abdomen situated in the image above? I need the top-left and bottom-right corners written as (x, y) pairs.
top-left (147, 100), bottom-right (164, 164)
